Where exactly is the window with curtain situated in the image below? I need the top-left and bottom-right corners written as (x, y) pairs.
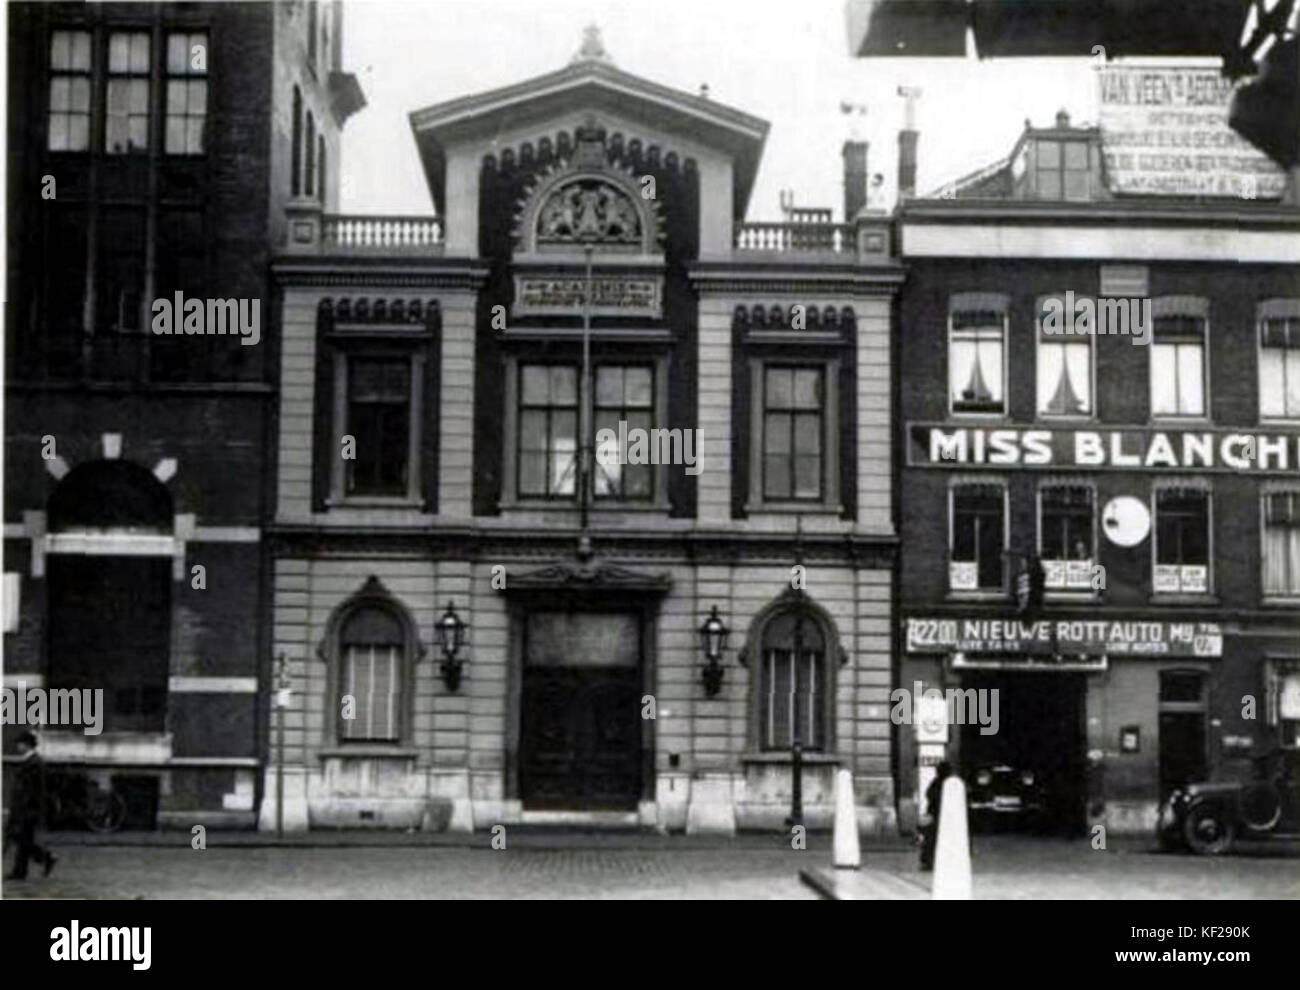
top-left (339, 605), bottom-right (404, 742)
top-left (1260, 315), bottom-right (1300, 420)
top-left (950, 309), bottom-right (1005, 414)
top-left (518, 364), bottom-right (578, 498)
top-left (1151, 315), bottom-right (1206, 417)
top-left (48, 30), bottom-right (91, 151)
top-left (1263, 491), bottom-right (1300, 597)
top-left (951, 484), bottom-right (1004, 591)
top-left (1039, 485), bottom-right (1094, 589)
top-left (760, 610), bottom-right (826, 751)
top-left (106, 31), bottom-right (150, 153)
top-left (165, 32), bottom-right (208, 154)
top-left (593, 365), bottom-right (654, 500)
top-left (1270, 663), bottom-right (1300, 748)
top-left (1154, 488), bottom-right (1210, 593)
top-left (1038, 298), bottom-right (1092, 416)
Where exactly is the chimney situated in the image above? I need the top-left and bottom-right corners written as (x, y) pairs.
top-left (898, 131), bottom-right (918, 201)
top-left (897, 86), bottom-right (922, 202)
top-left (842, 140), bottom-right (868, 221)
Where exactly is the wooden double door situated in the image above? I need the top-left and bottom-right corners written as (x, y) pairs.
top-left (519, 610), bottom-right (644, 810)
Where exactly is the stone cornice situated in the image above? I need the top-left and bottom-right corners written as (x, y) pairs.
top-left (271, 258), bottom-right (490, 291)
top-left (899, 198), bottom-right (1300, 229)
top-left (266, 523), bottom-right (899, 568)
top-left (688, 262), bottom-right (906, 297)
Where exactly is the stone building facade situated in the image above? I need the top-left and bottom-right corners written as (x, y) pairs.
top-left (264, 32), bottom-right (904, 833)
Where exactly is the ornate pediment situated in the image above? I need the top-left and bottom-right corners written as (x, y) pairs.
top-left (512, 118), bottom-right (665, 257)
top-left (503, 560), bottom-right (672, 594)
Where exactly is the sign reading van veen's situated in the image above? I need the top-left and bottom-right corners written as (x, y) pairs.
top-left (1097, 65), bottom-right (1286, 198)
top-left (907, 424), bottom-right (1300, 474)
top-left (907, 617), bottom-right (1223, 658)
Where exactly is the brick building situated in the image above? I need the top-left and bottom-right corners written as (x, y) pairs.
top-left (264, 29), bottom-right (904, 833)
top-left (895, 110), bottom-right (1300, 834)
top-left (4, 1), bottom-right (363, 827)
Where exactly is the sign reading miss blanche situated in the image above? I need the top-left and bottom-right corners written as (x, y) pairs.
top-left (907, 617), bottom-right (1223, 657)
top-left (1097, 66), bottom-right (1286, 198)
top-left (908, 423), bottom-right (1300, 474)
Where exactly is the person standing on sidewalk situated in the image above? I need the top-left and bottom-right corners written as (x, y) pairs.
top-left (918, 761), bottom-right (953, 872)
top-left (5, 730), bottom-right (57, 880)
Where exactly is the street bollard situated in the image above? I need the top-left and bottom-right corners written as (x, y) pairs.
top-left (832, 768), bottom-right (861, 869)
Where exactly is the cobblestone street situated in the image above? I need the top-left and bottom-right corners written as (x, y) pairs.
top-left (4, 833), bottom-right (1297, 900)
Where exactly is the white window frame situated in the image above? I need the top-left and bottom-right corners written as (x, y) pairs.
top-left (1149, 296), bottom-right (1211, 422)
top-left (1036, 480), bottom-right (1098, 596)
top-left (948, 478), bottom-right (1008, 596)
top-left (1151, 481), bottom-right (1213, 597)
top-left (947, 292), bottom-right (1009, 419)
top-left (1035, 294), bottom-right (1096, 419)
top-left (1257, 299), bottom-right (1300, 424)
top-left (1260, 485), bottom-right (1300, 603)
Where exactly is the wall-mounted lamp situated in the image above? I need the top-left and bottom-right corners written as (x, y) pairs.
top-left (434, 600), bottom-right (468, 691)
top-left (699, 605), bottom-right (729, 697)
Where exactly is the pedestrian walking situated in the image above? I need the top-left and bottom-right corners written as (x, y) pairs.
top-left (5, 730), bottom-right (57, 881)
top-left (919, 760), bottom-right (953, 872)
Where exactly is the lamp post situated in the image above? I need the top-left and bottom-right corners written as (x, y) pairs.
top-left (435, 600), bottom-right (468, 691)
top-left (577, 243), bottom-right (595, 559)
top-left (699, 605), bottom-right (729, 697)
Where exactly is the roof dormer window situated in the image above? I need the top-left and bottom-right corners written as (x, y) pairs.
top-left (1036, 139), bottom-right (1090, 201)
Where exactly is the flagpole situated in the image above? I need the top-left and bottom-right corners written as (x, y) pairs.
top-left (578, 243), bottom-right (594, 559)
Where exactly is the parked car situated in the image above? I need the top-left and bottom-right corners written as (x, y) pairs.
top-left (1158, 750), bottom-right (1300, 855)
top-left (965, 762), bottom-right (1047, 829)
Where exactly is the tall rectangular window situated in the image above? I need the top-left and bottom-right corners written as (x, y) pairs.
top-left (593, 365), bottom-right (654, 500)
top-left (518, 365), bottom-right (578, 498)
top-left (346, 358), bottom-right (411, 496)
top-left (106, 32), bottom-right (150, 153)
top-left (1270, 663), bottom-right (1300, 748)
top-left (1151, 315), bottom-right (1206, 417)
top-left (1154, 489), bottom-right (1210, 594)
top-left (950, 309), bottom-right (1005, 414)
top-left (1260, 315), bottom-right (1300, 420)
top-left (762, 366), bottom-right (823, 501)
top-left (951, 484), bottom-right (1004, 591)
top-left (1039, 485), bottom-right (1094, 590)
top-left (97, 207), bottom-right (145, 332)
top-left (165, 32), bottom-right (207, 154)
top-left (48, 30), bottom-right (91, 151)
top-left (1263, 491), bottom-right (1300, 597)
top-left (1037, 298), bottom-right (1092, 416)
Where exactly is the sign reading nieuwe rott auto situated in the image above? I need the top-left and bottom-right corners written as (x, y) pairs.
top-left (906, 617), bottom-right (1224, 657)
top-left (907, 423), bottom-right (1300, 474)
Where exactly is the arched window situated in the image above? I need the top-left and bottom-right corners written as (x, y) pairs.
top-left (291, 86), bottom-right (302, 196)
top-left (339, 604), bottom-right (403, 741)
top-left (746, 593), bottom-right (841, 753)
top-left (305, 112), bottom-right (316, 198)
top-left (322, 577), bottom-right (423, 745)
top-left (317, 135), bottom-right (325, 200)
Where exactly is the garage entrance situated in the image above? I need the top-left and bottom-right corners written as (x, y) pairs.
top-left (957, 671), bottom-right (1087, 835)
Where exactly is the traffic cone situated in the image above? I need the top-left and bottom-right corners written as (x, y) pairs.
top-left (832, 768), bottom-right (860, 869)
top-left (932, 775), bottom-right (972, 899)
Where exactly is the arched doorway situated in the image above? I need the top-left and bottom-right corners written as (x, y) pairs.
top-left (47, 460), bottom-right (173, 733)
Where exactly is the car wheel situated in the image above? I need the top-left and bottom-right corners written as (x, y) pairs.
top-left (1183, 803), bottom-right (1235, 855)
